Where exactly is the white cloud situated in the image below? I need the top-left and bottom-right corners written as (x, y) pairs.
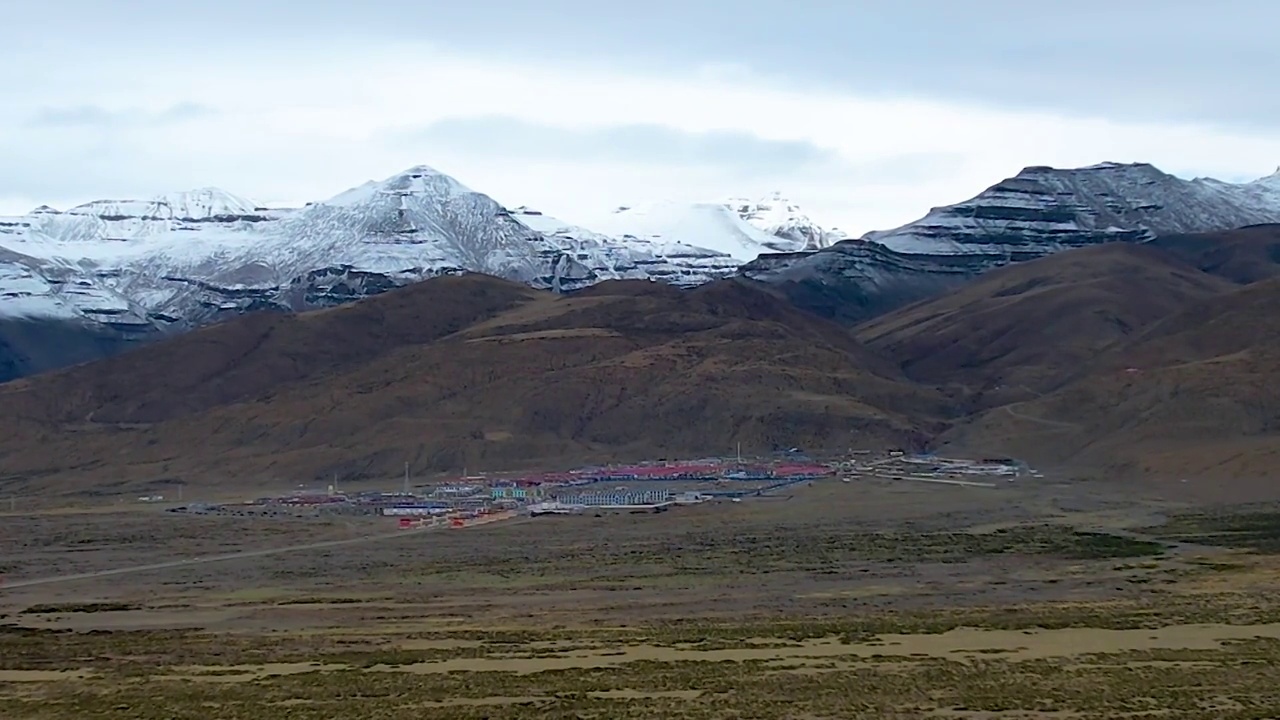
top-left (1, 41), bottom-right (1278, 235)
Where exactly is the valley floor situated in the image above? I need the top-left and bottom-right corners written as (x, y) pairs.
top-left (3, 475), bottom-right (1280, 719)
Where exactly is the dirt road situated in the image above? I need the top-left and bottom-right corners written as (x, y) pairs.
top-left (1, 515), bottom-right (532, 591)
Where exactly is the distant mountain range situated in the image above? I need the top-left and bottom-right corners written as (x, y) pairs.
top-left (0, 168), bottom-right (834, 332)
top-left (1, 160), bottom-right (1278, 380)
top-left (742, 162), bottom-right (1280, 320)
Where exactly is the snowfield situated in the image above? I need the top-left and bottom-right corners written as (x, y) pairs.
top-left (591, 198), bottom-right (829, 262)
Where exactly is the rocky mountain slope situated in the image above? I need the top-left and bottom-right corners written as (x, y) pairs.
top-left (739, 241), bottom-right (984, 323)
top-left (0, 274), bottom-right (946, 496)
top-left (754, 163), bottom-right (1280, 322)
top-left (510, 206), bottom-right (742, 286)
top-left (865, 162), bottom-right (1280, 256)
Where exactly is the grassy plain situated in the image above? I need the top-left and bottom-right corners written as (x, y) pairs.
top-left (4, 476), bottom-right (1280, 719)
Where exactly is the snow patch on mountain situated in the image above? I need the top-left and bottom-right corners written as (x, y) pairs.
top-left (0, 261), bottom-right (81, 321)
top-left (727, 192), bottom-right (838, 251)
top-left (1239, 167), bottom-right (1280, 208)
top-left (62, 188), bottom-right (263, 222)
top-left (511, 207), bottom-right (741, 286)
top-left (590, 201), bottom-right (809, 262)
top-left (0, 246), bottom-right (153, 327)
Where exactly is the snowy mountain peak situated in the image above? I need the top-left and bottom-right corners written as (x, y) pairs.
top-left (726, 192), bottom-right (833, 251)
top-left (397, 163), bottom-right (453, 178)
top-left (594, 191), bottom-right (840, 259)
top-left (590, 200), bottom-right (809, 262)
top-left (322, 165), bottom-right (475, 208)
top-left (1017, 161), bottom-right (1165, 180)
top-left (381, 165), bottom-right (474, 195)
top-left (726, 191), bottom-right (798, 217)
top-left (155, 188), bottom-right (261, 219)
top-left (59, 188), bottom-right (262, 223)
top-left (29, 205), bottom-right (59, 215)
top-left (1254, 167), bottom-right (1280, 187)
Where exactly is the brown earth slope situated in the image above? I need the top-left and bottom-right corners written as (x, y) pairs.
top-left (947, 276), bottom-right (1280, 499)
top-left (1149, 224), bottom-right (1280, 285)
top-left (855, 243), bottom-right (1232, 405)
top-left (2, 274), bottom-right (543, 426)
top-left (0, 275), bottom-right (948, 497)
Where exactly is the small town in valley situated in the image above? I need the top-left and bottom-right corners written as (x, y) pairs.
top-left (164, 451), bottom-right (1036, 530)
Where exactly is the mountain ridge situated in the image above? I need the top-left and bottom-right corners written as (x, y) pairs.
top-left (753, 162), bottom-right (1280, 322)
top-left (3, 160), bottom-right (1279, 380)
top-left (0, 166), bottom-right (843, 326)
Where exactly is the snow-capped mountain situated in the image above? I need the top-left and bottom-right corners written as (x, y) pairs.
top-left (1, 167), bottom-right (601, 331)
top-left (727, 192), bottom-right (843, 251)
top-left (5, 159), bottom-right (1279, 379)
top-left (863, 162), bottom-right (1280, 257)
top-left (746, 162), bottom-right (1280, 322)
top-left (0, 165), bottom-right (778, 370)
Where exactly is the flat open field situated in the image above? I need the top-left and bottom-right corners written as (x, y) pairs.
top-left (5, 474), bottom-right (1280, 719)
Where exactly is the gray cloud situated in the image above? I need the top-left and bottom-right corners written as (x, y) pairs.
top-left (396, 117), bottom-right (969, 188)
top-left (27, 102), bottom-right (216, 129)
top-left (394, 117), bottom-right (833, 176)
top-left (9, 0), bottom-right (1276, 130)
top-left (835, 153), bottom-right (969, 185)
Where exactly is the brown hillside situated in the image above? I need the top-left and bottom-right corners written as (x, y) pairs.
top-left (947, 277), bottom-right (1280, 500)
top-left (855, 243), bottom-right (1232, 404)
top-left (1, 273), bottom-right (542, 426)
top-left (0, 274), bottom-right (946, 497)
top-left (1150, 224), bottom-right (1280, 285)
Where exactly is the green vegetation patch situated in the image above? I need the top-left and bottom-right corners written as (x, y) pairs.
top-left (1150, 510), bottom-right (1280, 553)
top-left (395, 525), bottom-right (1165, 582)
top-left (18, 603), bottom-right (140, 615)
top-left (8, 592), bottom-right (1280, 720)
top-left (7, 639), bottom-right (1280, 720)
top-left (273, 596), bottom-right (370, 606)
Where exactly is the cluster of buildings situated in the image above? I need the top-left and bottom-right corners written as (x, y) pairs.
top-left (533, 488), bottom-right (711, 513)
top-left (896, 455), bottom-right (1036, 478)
top-left (167, 456), bottom-right (835, 523)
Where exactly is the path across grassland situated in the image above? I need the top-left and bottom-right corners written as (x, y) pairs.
top-left (1003, 403), bottom-right (1080, 430)
top-left (1, 516), bottom-right (530, 591)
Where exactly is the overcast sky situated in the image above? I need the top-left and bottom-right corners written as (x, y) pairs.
top-left (2, 0), bottom-right (1278, 234)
